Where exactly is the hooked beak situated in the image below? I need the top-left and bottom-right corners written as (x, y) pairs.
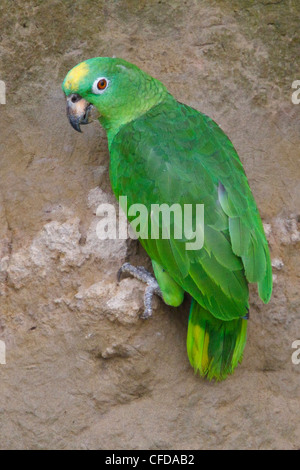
top-left (66, 93), bottom-right (92, 132)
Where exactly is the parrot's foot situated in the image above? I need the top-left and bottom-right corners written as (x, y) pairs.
top-left (117, 262), bottom-right (163, 319)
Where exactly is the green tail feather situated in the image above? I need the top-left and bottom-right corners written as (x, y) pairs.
top-left (187, 300), bottom-right (247, 381)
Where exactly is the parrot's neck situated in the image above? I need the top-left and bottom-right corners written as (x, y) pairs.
top-left (99, 91), bottom-right (174, 147)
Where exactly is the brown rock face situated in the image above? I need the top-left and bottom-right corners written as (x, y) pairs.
top-left (0, 0), bottom-right (299, 450)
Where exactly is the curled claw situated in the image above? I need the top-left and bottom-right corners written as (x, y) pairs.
top-left (117, 262), bottom-right (162, 318)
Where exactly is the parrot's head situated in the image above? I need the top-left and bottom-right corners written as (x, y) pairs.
top-left (62, 57), bottom-right (168, 133)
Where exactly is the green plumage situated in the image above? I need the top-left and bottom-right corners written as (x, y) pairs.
top-left (187, 300), bottom-right (247, 381)
top-left (62, 58), bottom-right (272, 380)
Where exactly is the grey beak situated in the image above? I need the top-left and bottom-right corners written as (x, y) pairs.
top-left (66, 94), bottom-right (92, 133)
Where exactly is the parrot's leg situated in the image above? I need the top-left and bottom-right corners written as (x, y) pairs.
top-left (117, 260), bottom-right (185, 319)
top-left (152, 260), bottom-right (184, 308)
top-left (117, 262), bottom-right (163, 319)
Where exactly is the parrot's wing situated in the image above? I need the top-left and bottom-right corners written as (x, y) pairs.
top-left (201, 114), bottom-right (272, 304)
top-left (110, 98), bottom-right (272, 321)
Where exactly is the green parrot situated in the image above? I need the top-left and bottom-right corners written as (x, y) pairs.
top-left (62, 57), bottom-right (272, 381)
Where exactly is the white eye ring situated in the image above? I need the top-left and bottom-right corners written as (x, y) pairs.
top-left (92, 77), bottom-right (109, 94)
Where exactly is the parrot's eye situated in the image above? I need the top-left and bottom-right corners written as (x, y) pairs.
top-left (97, 79), bottom-right (107, 89)
top-left (92, 77), bottom-right (109, 94)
